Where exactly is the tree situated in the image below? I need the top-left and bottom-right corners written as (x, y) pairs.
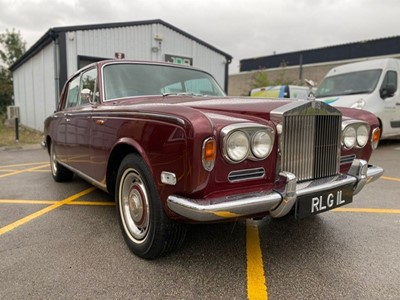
top-left (0, 28), bottom-right (26, 67)
top-left (251, 71), bottom-right (270, 90)
top-left (0, 29), bottom-right (26, 114)
top-left (250, 64), bottom-right (293, 92)
top-left (0, 67), bottom-right (13, 113)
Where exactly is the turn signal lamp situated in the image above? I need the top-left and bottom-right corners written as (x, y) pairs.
top-left (202, 138), bottom-right (216, 171)
top-left (371, 127), bottom-right (381, 150)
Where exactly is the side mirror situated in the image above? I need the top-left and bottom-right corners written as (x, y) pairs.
top-left (380, 84), bottom-right (396, 99)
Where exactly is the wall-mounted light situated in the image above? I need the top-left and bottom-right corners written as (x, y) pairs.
top-left (153, 34), bottom-right (163, 52)
top-left (154, 34), bottom-right (163, 42)
top-left (68, 32), bottom-right (75, 41)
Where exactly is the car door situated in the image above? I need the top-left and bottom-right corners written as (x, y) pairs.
top-left (379, 70), bottom-right (400, 136)
top-left (66, 68), bottom-right (97, 176)
top-left (52, 75), bottom-right (81, 165)
top-left (50, 110), bottom-right (68, 165)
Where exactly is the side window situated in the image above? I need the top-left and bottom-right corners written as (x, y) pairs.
top-left (162, 82), bottom-right (184, 94)
top-left (380, 71), bottom-right (397, 99)
top-left (184, 78), bottom-right (218, 96)
top-left (65, 76), bottom-right (80, 108)
top-left (79, 68), bottom-right (98, 105)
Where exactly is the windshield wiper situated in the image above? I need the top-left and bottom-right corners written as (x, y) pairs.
top-left (342, 90), bottom-right (371, 95)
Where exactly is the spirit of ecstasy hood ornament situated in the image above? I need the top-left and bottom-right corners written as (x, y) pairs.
top-left (305, 79), bottom-right (316, 101)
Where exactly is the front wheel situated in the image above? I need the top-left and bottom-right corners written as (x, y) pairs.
top-left (116, 154), bottom-right (187, 259)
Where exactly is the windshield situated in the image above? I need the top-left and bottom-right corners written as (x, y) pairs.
top-left (316, 69), bottom-right (382, 98)
top-left (103, 63), bottom-right (225, 100)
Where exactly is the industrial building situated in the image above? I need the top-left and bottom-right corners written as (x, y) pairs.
top-left (10, 19), bottom-right (232, 131)
top-left (229, 36), bottom-right (400, 96)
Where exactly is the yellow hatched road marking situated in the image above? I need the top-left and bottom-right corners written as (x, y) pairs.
top-left (0, 187), bottom-right (96, 236)
top-left (0, 169), bottom-right (49, 173)
top-left (0, 199), bottom-right (114, 206)
top-left (381, 176), bottom-right (400, 183)
top-left (244, 205), bottom-right (400, 300)
top-left (334, 207), bottom-right (400, 214)
top-left (246, 220), bottom-right (268, 300)
top-left (0, 159), bottom-right (398, 299)
top-left (0, 161), bottom-right (49, 169)
top-left (0, 164), bottom-right (49, 178)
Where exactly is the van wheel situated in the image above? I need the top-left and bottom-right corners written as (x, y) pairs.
top-left (50, 142), bottom-right (73, 182)
top-left (116, 153), bottom-right (187, 259)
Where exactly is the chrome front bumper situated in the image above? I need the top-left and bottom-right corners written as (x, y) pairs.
top-left (166, 159), bottom-right (384, 222)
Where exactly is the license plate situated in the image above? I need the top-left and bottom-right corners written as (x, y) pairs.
top-left (295, 183), bottom-right (354, 219)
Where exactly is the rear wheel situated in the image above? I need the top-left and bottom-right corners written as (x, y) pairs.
top-left (50, 142), bottom-right (73, 182)
top-left (116, 153), bottom-right (187, 259)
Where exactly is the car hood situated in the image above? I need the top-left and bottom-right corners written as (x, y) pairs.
top-left (113, 96), bottom-right (292, 120)
top-left (104, 95), bottom-right (378, 127)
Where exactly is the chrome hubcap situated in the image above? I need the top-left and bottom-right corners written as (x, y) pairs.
top-left (128, 185), bottom-right (145, 224)
top-left (120, 169), bottom-right (150, 242)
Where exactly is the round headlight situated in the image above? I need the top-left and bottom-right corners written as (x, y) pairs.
top-left (356, 125), bottom-right (369, 147)
top-left (343, 126), bottom-right (356, 149)
top-left (251, 131), bottom-right (273, 159)
top-left (226, 131), bottom-right (249, 162)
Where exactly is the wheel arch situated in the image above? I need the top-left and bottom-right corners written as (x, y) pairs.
top-left (106, 139), bottom-right (151, 197)
top-left (45, 135), bottom-right (52, 155)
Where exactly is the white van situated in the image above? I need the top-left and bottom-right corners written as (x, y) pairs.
top-left (250, 85), bottom-right (310, 100)
top-left (316, 58), bottom-right (400, 139)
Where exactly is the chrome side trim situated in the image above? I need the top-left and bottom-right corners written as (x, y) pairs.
top-left (57, 160), bottom-right (108, 192)
top-left (93, 111), bottom-right (186, 126)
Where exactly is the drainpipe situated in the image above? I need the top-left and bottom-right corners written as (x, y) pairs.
top-left (50, 30), bottom-right (60, 110)
top-left (299, 53), bottom-right (303, 84)
top-left (224, 58), bottom-right (232, 94)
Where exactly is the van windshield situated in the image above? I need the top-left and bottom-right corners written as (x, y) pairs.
top-left (316, 69), bottom-right (382, 98)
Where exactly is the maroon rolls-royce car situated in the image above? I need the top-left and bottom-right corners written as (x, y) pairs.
top-left (43, 60), bottom-right (383, 259)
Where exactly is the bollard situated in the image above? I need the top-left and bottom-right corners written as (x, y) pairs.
top-left (15, 117), bottom-right (19, 143)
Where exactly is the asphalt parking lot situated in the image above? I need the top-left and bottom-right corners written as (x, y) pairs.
top-left (1, 141), bottom-right (399, 299)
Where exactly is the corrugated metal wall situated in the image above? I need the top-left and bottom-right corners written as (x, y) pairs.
top-left (65, 23), bottom-right (226, 87)
top-left (13, 43), bottom-right (56, 131)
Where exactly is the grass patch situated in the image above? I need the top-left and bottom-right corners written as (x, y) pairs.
top-left (0, 114), bottom-right (43, 147)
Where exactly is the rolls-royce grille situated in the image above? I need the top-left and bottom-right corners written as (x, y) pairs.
top-left (281, 114), bottom-right (341, 182)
